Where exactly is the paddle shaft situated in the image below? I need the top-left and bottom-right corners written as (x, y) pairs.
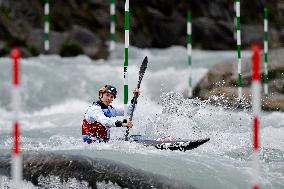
top-left (125, 57), bottom-right (148, 141)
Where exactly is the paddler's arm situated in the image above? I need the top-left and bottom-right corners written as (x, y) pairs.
top-left (85, 105), bottom-right (116, 127)
top-left (112, 88), bottom-right (141, 116)
top-left (85, 106), bottom-right (132, 128)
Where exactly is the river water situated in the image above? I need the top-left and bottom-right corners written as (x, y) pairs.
top-left (0, 44), bottom-right (283, 189)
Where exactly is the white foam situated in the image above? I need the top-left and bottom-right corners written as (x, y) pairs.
top-left (0, 47), bottom-right (282, 189)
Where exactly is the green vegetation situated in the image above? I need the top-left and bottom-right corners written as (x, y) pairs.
top-left (0, 45), bottom-right (9, 57)
top-left (268, 68), bottom-right (284, 80)
top-left (28, 45), bottom-right (40, 56)
top-left (0, 5), bottom-right (11, 18)
top-left (59, 40), bottom-right (83, 57)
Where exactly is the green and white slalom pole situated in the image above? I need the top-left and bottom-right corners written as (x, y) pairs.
top-left (233, 3), bottom-right (236, 42)
top-left (44, 0), bottom-right (50, 52)
top-left (109, 0), bottom-right (116, 51)
top-left (124, 0), bottom-right (129, 120)
top-left (187, 11), bottom-right (192, 98)
top-left (235, 0), bottom-right (243, 99)
top-left (263, 8), bottom-right (269, 96)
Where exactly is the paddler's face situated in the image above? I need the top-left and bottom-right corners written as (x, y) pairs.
top-left (101, 92), bottom-right (115, 106)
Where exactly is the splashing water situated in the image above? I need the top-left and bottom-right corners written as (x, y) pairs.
top-left (0, 45), bottom-right (283, 188)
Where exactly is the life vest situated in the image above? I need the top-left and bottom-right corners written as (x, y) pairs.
top-left (82, 101), bottom-right (114, 143)
top-left (82, 119), bottom-right (108, 143)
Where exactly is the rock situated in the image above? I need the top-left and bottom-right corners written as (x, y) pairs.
top-left (194, 48), bottom-right (284, 111)
top-left (240, 25), bottom-right (281, 48)
top-left (280, 28), bottom-right (284, 45)
top-left (27, 29), bottom-right (68, 54)
top-left (49, 31), bottom-right (69, 54)
top-left (149, 10), bottom-right (185, 47)
top-left (193, 18), bottom-right (234, 49)
top-left (0, 15), bottom-right (26, 44)
top-left (272, 79), bottom-right (284, 93)
top-left (26, 26), bottom-right (108, 58)
top-left (242, 25), bottom-right (263, 46)
top-left (0, 0), bottom-right (284, 59)
top-left (0, 153), bottom-right (198, 189)
top-left (67, 25), bottom-right (108, 59)
top-left (270, 28), bottom-right (282, 48)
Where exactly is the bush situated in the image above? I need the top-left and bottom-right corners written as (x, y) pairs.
top-left (28, 45), bottom-right (40, 56)
top-left (0, 6), bottom-right (11, 18)
top-left (0, 45), bottom-right (9, 56)
top-left (59, 40), bottom-right (83, 57)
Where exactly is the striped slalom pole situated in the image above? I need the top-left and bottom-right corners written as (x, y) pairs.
top-left (235, 0), bottom-right (243, 99)
top-left (10, 48), bottom-right (22, 188)
top-left (233, 3), bottom-right (237, 42)
top-left (263, 8), bottom-right (269, 96)
top-left (44, 0), bottom-right (50, 52)
top-left (109, 0), bottom-right (116, 51)
top-left (124, 0), bottom-right (129, 119)
top-left (251, 44), bottom-right (261, 189)
top-left (187, 11), bottom-right (192, 98)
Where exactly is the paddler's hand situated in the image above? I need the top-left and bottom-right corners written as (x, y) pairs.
top-left (122, 119), bottom-right (133, 128)
top-left (133, 88), bottom-right (140, 97)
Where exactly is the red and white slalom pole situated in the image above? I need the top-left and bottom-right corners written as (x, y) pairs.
top-left (10, 48), bottom-right (22, 188)
top-left (251, 44), bottom-right (261, 189)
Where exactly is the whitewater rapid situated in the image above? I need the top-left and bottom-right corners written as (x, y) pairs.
top-left (0, 44), bottom-right (283, 189)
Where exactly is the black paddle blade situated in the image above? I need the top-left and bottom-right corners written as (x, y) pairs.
top-left (137, 56), bottom-right (148, 89)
